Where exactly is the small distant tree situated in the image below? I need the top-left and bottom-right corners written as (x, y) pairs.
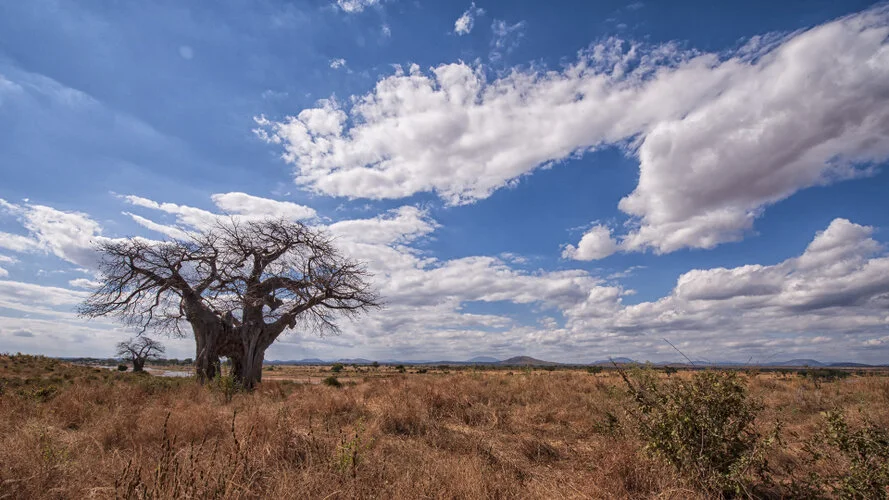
top-left (116, 337), bottom-right (165, 372)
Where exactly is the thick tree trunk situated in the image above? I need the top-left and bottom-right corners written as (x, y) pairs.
top-left (133, 358), bottom-right (145, 372)
top-left (227, 329), bottom-right (271, 390)
top-left (194, 328), bottom-right (221, 383)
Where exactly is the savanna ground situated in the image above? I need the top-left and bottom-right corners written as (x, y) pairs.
top-left (1, 354), bottom-right (887, 499)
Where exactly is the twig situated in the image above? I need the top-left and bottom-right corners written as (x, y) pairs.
top-left (663, 338), bottom-right (695, 367)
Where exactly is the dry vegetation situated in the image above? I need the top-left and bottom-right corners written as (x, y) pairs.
top-left (1, 354), bottom-right (888, 499)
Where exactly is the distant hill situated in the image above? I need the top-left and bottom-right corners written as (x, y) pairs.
top-left (336, 358), bottom-right (373, 365)
top-left (767, 359), bottom-right (825, 367)
top-left (267, 358), bottom-right (325, 365)
top-left (591, 357), bottom-right (637, 365)
top-left (499, 356), bottom-right (559, 366)
top-left (467, 356), bottom-right (500, 363)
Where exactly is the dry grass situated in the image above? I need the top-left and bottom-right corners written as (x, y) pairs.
top-left (0, 354), bottom-right (887, 499)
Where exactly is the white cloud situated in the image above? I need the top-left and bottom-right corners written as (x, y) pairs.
top-left (335, 0), bottom-right (380, 13)
top-left (0, 198), bottom-right (103, 267)
top-left (573, 219), bottom-right (889, 358)
top-left (381, 24), bottom-right (391, 37)
top-left (563, 224), bottom-right (618, 260)
top-left (68, 278), bottom-right (102, 289)
top-left (259, 6), bottom-right (889, 254)
top-left (454, 3), bottom-right (485, 35)
top-left (0, 267), bottom-right (7, 278)
top-left (329, 58), bottom-right (347, 69)
top-left (210, 192), bottom-right (317, 220)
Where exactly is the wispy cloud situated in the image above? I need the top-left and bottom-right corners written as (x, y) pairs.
top-left (454, 2), bottom-right (485, 35)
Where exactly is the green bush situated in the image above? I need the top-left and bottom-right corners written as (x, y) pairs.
top-left (621, 369), bottom-right (774, 496)
top-left (330, 363), bottom-right (344, 373)
top-left (586, 366), bottom-right (603, 375)
top-left (797, 410), bottom-right (889, 499)
top-left (117, 364), bottom-right (128, 372)
top-left (323, 376), bottom-right (342, 388)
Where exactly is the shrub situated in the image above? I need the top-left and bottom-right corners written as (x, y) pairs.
top-left (331, 363), bottom-right (344, 373)
top-left (620, 369), bottom-right (774, 496)
top-left (117, 364), bottom-right (128, 372)
top-left (586, 366), bottom-right (603, 375)
top-left (323, 376), bottom-right (342, 388)
top-left (335, 420), bottom-right (373, 478)
top-left (395, 365), bottom-right (406, 373)
top-left (797, 410), bottom-right (889, 498)
top-left (212, 373), bottom-right (240, 403)
top-left (802, 369), bottom-right (851, 387)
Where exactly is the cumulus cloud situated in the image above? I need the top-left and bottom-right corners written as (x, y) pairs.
top-left (572, 218), bottom-right (889, 360)
top-left (329, 58), bottom-right (347, 69)
top-left (259, 6), bottom-right (889, 254)
top-left (454, 3), bottom-right (484, 35)
top-left (562, 225), bottom-right (618, 260)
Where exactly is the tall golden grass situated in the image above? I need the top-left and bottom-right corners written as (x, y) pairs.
top-left (0, 354), bottom-right (887, 499)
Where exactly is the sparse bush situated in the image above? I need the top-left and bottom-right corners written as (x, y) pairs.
top-left (323, 376), bottom-right (342, 388)
top-left (587, 366), bottom-right (603, 375)
top-left (802, 369), bottom-right (851, 387)
top-left (117, 364), bottom-right (128, 372)
top-left (796, 410), bottom-right (889, 498)
top-left (331, 363), bottom-right (344, 373)
top-left (212, 373), bottom-right (241, 403)
top-left (620, 369), bottom-right (775, 496)
top-left (335, 420), bottom-right (373, 478)
top-left (395, 364), bottom-right (406, 373)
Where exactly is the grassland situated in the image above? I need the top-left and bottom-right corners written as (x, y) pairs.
top-left (1, 354), bottom-right (887, 499)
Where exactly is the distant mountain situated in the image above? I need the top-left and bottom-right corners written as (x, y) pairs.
top-left (267, 358), bottom-right (326, 365)
top-left (467, 356), bottom-right (500, 363)
top-left (767, 359), bottom-right (825, 367)
top-left (335, 358), bottom-right (373, 365)
top-left (591, 357), bottom-right (637, 365)
top-left (499, 356), bottom-right (559, 366)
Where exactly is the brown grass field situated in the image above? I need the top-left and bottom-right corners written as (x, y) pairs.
top-left (1, 354), bottom-right (887, 499)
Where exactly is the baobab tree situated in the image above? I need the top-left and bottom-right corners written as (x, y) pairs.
top-left (79, 219), bottom-right (380, 388)
top-left (116, 336), bottom-right (165, 372)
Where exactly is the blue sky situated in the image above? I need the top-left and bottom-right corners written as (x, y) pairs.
top-left (1, 0), bottom-right (889, 363)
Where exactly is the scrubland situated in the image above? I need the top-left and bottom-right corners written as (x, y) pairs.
top-left (1, 354), bottom-right (887, 499)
